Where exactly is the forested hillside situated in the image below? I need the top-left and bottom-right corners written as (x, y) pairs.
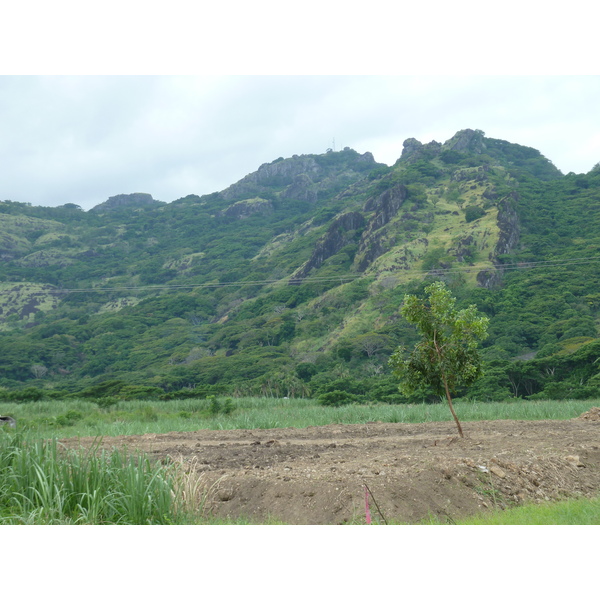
top-left (1, 128), bottom-right (600, 404)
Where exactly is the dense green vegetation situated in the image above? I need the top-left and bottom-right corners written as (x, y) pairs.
top-left (1, 130), bottom-right (600, 405)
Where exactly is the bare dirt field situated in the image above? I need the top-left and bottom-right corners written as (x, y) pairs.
top-left (62, 408), bottom-right (600, 524)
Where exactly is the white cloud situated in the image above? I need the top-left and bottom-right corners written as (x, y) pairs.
top-left (0, 75), bottom-right (599, 209)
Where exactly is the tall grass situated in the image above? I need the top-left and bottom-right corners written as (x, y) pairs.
top-left (1, 397), bottom-right (597, 438)
top-left (0, 433), bottom-right (210, 524)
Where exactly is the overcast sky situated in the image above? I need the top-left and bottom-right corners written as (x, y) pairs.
top-left (2, 75), bottom-right (599, 211)
top-left (1, 2), bottom-right (599, 211)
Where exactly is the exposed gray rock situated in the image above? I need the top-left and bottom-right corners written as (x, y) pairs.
top-left (281, 173), bottom-right (318, 204)
top-left (399, 138), bottom-right (442, 163)
top-left (477, 193), bottom-right (520, 288)
top-left (399, 138), bottom-right (422, 161)
top-left (451, 165), bottom-right (490, 182)
top-left (494, 194), bottom-right (520, 256)
top-left (292, 212), bottom-right (365, 280)
top-left (355, 184), bottom-right (409, 271)
top-left (442, 129), bottom-right (486, 154)
top-left (357, 151), bottom-right (376, 164)
top-left (451, 234), bottom-right (475, 262)
top-left (221, 198), bottom-right (273, 219)
top-left (221, 156), bottom-right (321, 201)
top-left (364, 184), bottom-right (408, 227)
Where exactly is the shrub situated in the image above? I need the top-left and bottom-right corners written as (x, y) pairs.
top-left (208, 395), bottom-right (221, 415)
top-left (318, 390), bottom-right (361, 406)
top-left (55, 410), bottom-right (84, 427)
top-left (119, 385), bottom-right (163, 399)
top-left (369, 379), bottom-right (409, 404)
top-left (93, 396), bottom-right (121, 410)
top-left (464, 205), bottom-right (486, 223)
top-left (6, 387), bottom-right (45, 403)
top-left (79, 380), bottom-right (126, 398)
top-left (315, 378), bottom-right (368, 396)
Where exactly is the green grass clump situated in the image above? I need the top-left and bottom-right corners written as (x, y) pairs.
top-left (454, 496), bottom-right (600, 525)
top-left (0, 433), bottom-right (208, 524)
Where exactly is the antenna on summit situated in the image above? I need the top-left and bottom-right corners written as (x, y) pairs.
top-left (332, 137), bottom-right (336, 152)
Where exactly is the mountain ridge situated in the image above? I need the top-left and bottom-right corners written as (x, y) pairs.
top-left (1, 129), bottom-right (599, 404)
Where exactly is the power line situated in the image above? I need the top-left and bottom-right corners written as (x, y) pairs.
top-left (54, 274), bottom-right (364, 294)
top-left (428, 256), bottom-right (600, 275)
top-left (50, 255), bottom-right (600, 295)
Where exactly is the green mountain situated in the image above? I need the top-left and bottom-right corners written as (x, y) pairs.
top-left (2, 129), bottom-right (600, 403)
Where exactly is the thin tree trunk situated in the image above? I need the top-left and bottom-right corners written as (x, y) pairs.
top-left (433, 332), bottom-right (464, 438)
top-left (441, 373), bottom-right (464, 438)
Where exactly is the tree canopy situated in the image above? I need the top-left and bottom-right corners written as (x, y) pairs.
top-left (389, 281), bottom-right (489, 436)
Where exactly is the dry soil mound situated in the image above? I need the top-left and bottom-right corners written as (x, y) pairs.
top-left (63, 411), bottom-right (600, 524)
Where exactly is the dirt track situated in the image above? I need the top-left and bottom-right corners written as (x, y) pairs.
top-left (62, 409), bottom-right (600, 524)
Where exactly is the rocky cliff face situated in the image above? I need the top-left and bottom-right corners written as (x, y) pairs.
top-left (399, 138), bottom-right (442, 163)
top-left (477, 193), bottom-right (521, 288)
top-left (494, 194), bottom-right (520, 255)
top-left (442, 129), bottom-right (486, 154)
top-left (220, 150), bottom-right (378, 207)
top-left (399, 129), bottom-right (486, 164)
top-left (280, 173), bottom-right (318, 204)
top-left (355, 184), bottom-right (409, 271)
top-left (292, 211), bottom-right (366, 280)
top-left (220, 198), bottom-right (273, 219)
top-left (451, 165), bottom-right (490, 183)
top-left (221, 156), bottom-right (321, 202)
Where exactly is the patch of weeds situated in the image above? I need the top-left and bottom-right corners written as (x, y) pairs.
top-left (135, 406), bottom-right (159, 422)
top-left (207, 396), bottom-right (236, 417)
top-left (222, 398), bottom-right (235, 415)
top-left (82, 413), bottom-right (101, 425)
top-left (475, 472), bottom-right (505, 509)
top-left (208, 396), bottom-right (221, 416)
top-left (92, 396), bottom-right (121, 411)
top-left (55, 410), bottom-right (84, 428)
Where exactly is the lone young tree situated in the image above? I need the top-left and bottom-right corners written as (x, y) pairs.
top-left (389, 281), bottom-right (489, 437)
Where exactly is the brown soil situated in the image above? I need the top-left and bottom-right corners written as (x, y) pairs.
top-left (61, 409), bottom-right (600, 524)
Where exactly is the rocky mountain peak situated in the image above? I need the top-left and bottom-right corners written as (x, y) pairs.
top-left (399, 129), bottom-right (487, 163)
top-left (442, 129), bottom-right (486, 154)
top-left (90, 193), bottom-right (163, 213)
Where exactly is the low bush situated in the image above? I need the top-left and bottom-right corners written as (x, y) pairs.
top-left (0, 387), bottom-right (45, 403)
top-left (464, 205), bottom-right (486, 222)
top-left (318, 390), bottom-right (361, 406)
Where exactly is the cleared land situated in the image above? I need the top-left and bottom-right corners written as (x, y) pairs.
top-left (61, 408), bottom-right (600, 524)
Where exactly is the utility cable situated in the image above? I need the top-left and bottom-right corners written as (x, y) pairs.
top-left (41, 254), bottom-right (600, 294)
